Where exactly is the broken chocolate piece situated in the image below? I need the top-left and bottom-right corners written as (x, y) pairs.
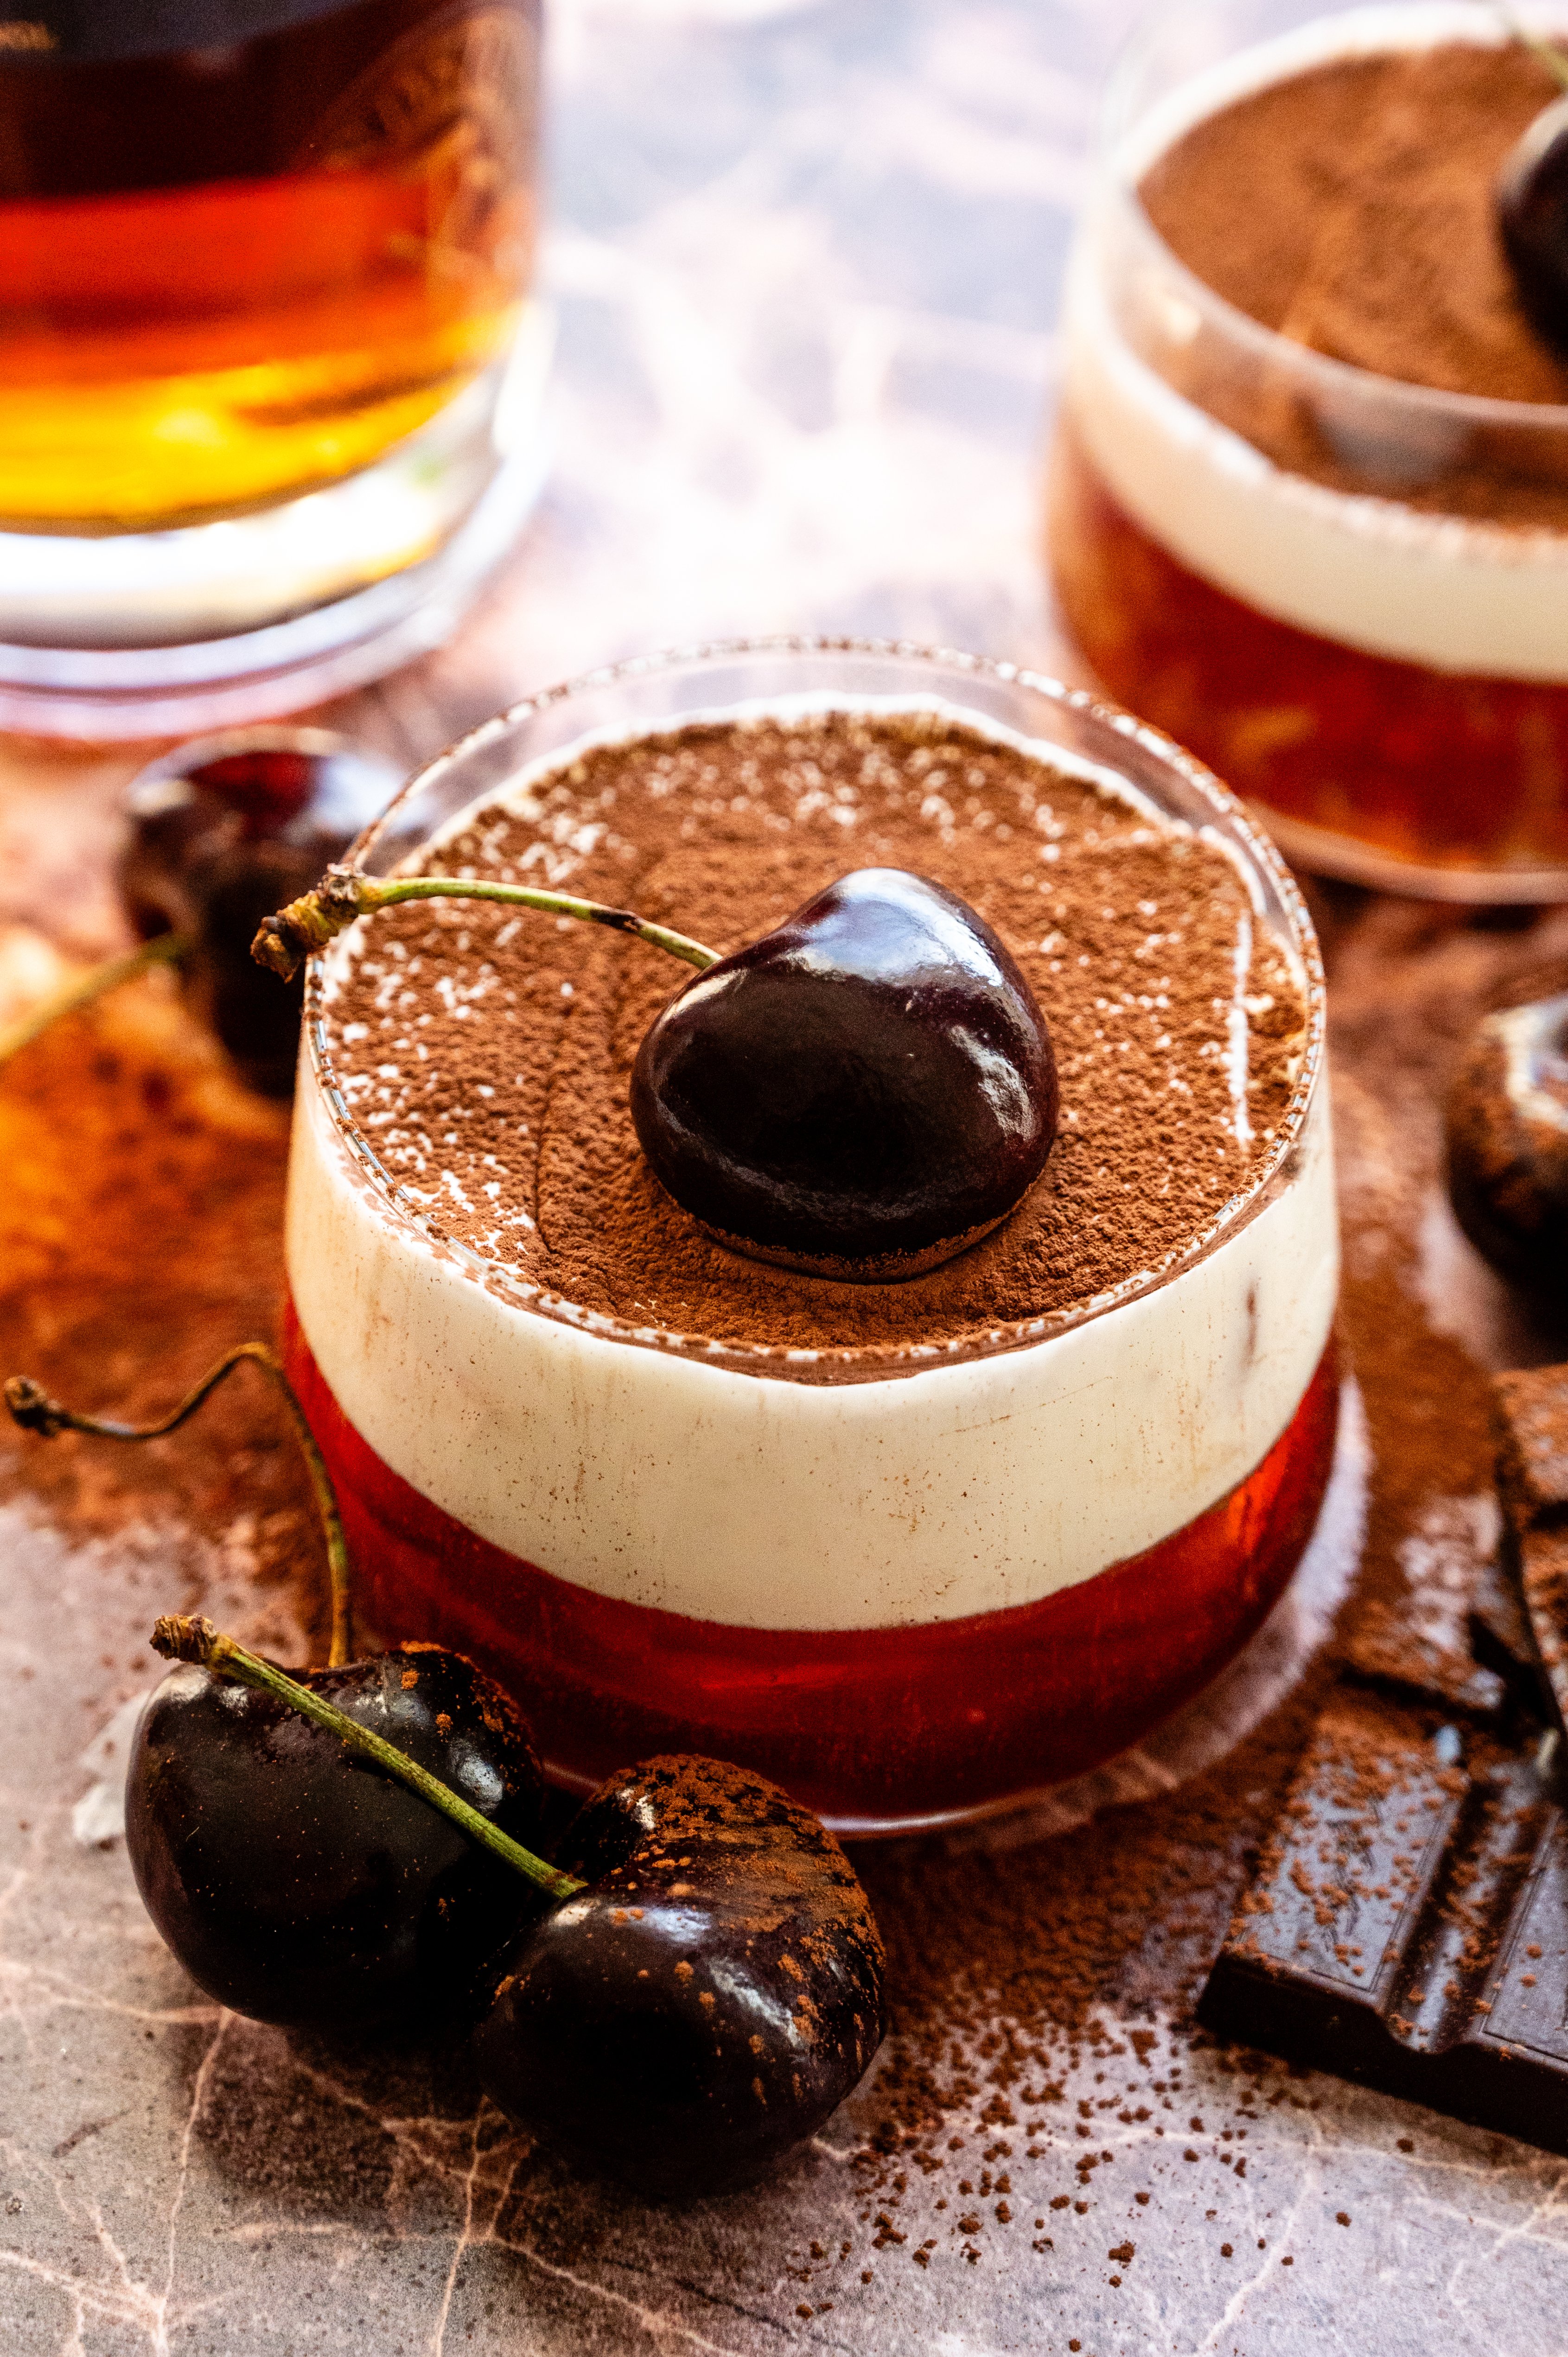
top-left (1343, 1600), bottom-right (1508, 1721)
top-left (1199, 1689), bottom-right (1568, 2155)
top-left (1495, 1365), bottom-right (1568, 1528)
top-left (1493, 1365), bottom-right (1568, 1740)
top-left (1468, 1549), bottom-right (1540, 1696)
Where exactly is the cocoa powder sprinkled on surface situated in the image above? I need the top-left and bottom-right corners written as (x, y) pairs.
top-left (1140, 44), bottom-right (1568, 527)
top-left (324, 711), bottom-right (1306, 1363)
top-left (1143, 45), bottom-right (1567, 406)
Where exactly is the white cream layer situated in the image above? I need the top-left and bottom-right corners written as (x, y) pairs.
top-left (285, 1058), bottom-right (1338, 1635)
top-left (1063, 6), bottom-right (1568, 683)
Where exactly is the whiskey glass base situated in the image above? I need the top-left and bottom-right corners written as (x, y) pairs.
top-left (283, 1308), bottom-right (1340, 1838)
top-left (0, 307), bottom-right (552, 743)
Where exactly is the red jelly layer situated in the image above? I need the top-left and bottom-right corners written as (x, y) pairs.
top-left (1048, 415), bottom-right (1568, 886)
top-left (283, 1304), bottom-right (1339, 1833)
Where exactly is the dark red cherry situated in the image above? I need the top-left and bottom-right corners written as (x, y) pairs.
top-left (1499, 94), bottom-right (1568, 354)
top-left (629, 868), bottom-right (1058, 1278)
top-left (471, 1754), bottom-right (888, 2195)
top-left (120, 731), bottom-right (400, 1095)
top-left (126, 1642), bottom-right (548, 2029)
top-left (1446, 990), bottom-right (1568, 1289)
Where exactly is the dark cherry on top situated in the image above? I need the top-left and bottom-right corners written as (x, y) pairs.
top-left (630, 867), bottom-right (1058, 1279)
top-left (1499, 93), bottom-right (1568, 354)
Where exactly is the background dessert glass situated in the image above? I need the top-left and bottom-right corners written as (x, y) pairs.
top-left (0, 0), bottom-right (546, 740)
top-left (1049, 0), bottom-right (1568, 903)
top-left (282, 639), bottom-right (1339, 1835)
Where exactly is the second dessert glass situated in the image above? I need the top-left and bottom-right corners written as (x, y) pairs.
top-left (1049, 0), bottom-right (1568, 902)
top-left (281, 639), bottom-right (1339, 1833)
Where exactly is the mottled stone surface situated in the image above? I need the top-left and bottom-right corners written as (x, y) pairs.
top-left (7, 0), bottom-right (1568, 2350)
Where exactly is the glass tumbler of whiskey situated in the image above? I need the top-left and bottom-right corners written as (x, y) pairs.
top-left (0, 0), bottom-right (546, 737)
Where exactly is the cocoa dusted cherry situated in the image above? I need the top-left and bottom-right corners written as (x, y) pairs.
top-left (629, 869), bottom-right (1058, 1277)
top-left (256, 861), bottom-right (1057, 1278)
top-left (1446, 988), bottom-right (1568, 1289)
top-left (472, 1754), bottom-right (888, 2194)
top-left (1499, 89), bottom-right (1568, 354)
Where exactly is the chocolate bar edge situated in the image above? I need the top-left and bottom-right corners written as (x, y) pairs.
top-left (1197, 1953), bottom-right (1568, 2161)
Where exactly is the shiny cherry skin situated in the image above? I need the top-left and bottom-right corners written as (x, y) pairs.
top-left (471, 1754), bottom-right (888, 2196)
top-left (1446, 989), bottom-right (1568, 1290)
top-left (1498, 94), bottom-right (1568, 354)
top-left (127, 1642), bottom-right (548, 2030)
top-left (630, 868), bottom-right (1058, 1278)
top-left (119, 739), bottom-right (400, 1095)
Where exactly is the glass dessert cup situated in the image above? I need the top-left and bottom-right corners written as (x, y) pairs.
top-left (281, 639), bottom-right (1339, 1835)
top-left (1049, 0), bottom-right (1568, 904)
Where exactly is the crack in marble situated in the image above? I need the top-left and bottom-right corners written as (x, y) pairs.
top-left (153, 2012), bottom-right (230, 2350)
top-left (1193, 2127), bottom-right (1317, 2355)
top-left (0, 2171), bottom-right (236, 2357)
top-left (0, 1955), bottom-right (221, 2031)
top-left (427, 2099), bottom-right (510, 2357)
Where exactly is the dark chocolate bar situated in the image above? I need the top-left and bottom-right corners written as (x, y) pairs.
top-left (1200, 1360), bottom-right (1568, 2153)
top-left (1199, 1688), bottom-right (1568, 2154)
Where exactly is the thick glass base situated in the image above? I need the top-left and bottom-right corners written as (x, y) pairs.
top-left (1048, 417), bottom-right (1568, 904)
top-left (0, 306), bottom-right (552, 742)
top-left (283, 1307), bottom-right (1340, 1835)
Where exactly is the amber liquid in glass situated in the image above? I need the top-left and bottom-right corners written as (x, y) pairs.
top-left (0, 0), bottom-right (538, 528)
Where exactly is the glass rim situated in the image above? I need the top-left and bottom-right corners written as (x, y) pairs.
top-left (1100, 0), bottom-right (1568, 435)
top-left (301, 635), bottom-right (1329, 1382)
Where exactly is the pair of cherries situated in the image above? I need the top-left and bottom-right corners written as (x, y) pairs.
top-left (6, 1349), bottom-right (886, 2197)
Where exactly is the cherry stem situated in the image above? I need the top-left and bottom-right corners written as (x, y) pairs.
top-left (152, 1615), bottom-right (586, 1901)
top-left (0, 931), bottom-right (191, 1068)
top-left (5, 1342), bottom-right (356, 1670)
top-left (250, 864), bottom-right (718, 983)
top-left (1495, 4), bottom-right (1568, 93)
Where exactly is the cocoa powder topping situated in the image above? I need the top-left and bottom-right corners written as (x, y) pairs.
top-left (1139, 43), bottom-right (1568, 527)
top-left (1143, 43), bottom-right (1568, 406)
top-left (323, 711), bottom-right (1307, 1366)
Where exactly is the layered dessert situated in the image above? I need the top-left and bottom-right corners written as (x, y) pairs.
top-left (1051, 7), bottom-right (1568, 899)
top-left (280, 649), bottom-right (1338, 1832)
